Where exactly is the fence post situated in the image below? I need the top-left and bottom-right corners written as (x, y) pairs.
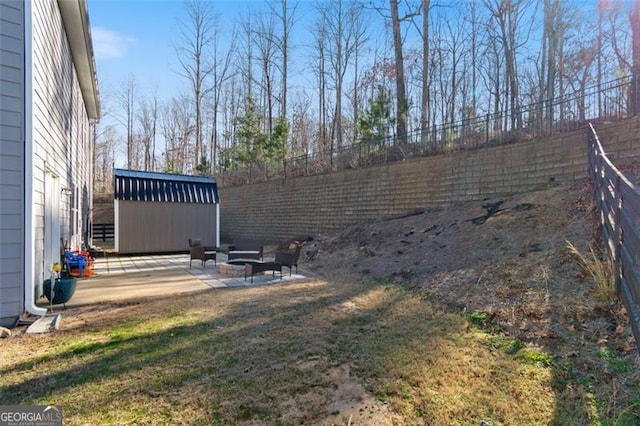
top-left (631, 73), bottom-right (638, 117)
top-left (614, 174), bottom-right (623, 295)
top-left (485, 114), bottom-right (489, 145)
top-left (330, 148), bottom-right (334, 170)
top-left (588, 130), bottom-right (595, 197)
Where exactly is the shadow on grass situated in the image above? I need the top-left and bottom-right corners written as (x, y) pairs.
top-left (0, 278), bottom-right (382, 423)
top-left (2, 270), bottom-right (638, 425)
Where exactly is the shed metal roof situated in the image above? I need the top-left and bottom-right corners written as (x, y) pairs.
top-left (114, 169), bottom-right (219, 203)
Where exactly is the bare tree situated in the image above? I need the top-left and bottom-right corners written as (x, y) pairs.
top-left (269, 0), bottom-right (300, 122)
top-left (316, 0), bottom-right (345, 152)
top-left (388, 0), bottom-right (420, 146)
top-left (290, 91), bottom-right (313, 156)
top-left (601, 1), bottom-right (634, 114)
top-left (151, 95), bottom-right (158, 171)
top-left (539, 0), bottom-right (567, 128)
top-left (219, 74), bottom-right (243, 170)
top-left (116, 75), bottom-right (136, 169)
top-left (94, 123), bottom-right (118, 193)
top-left (420, 0), bottom-right (430, 142)
top-left (630, 0), bottom-right (640, 115)
top-left (482, 24), bottom-right (506, 130)
top-left (310, 17), bottom-right (329, 152)
top-left (431, 18), bottom-right (449, 126)
top-left (443, 16), bottom-right (466, 125)
top-left (463, 1), bottom-right (482, 120)
top-left (316, 0), bottom-right (366, 152)
top-left (563, 34), bottom-right (598, 121)
top-left (208, 27), bottom-right (236, 174)
top-left (138, 94), bottom-right (159, 171)
top-left (252, 13), bottom-right (278, 134)
top-left (239, 15), bottom-right (255, 111)
top-left (176, 0), bottom-right (217, 168)
top-left (483, 0), bottom-right (535, 130)
top-left (162, 96), bottom-right (194, 173)
top-left (348, 3), bottom-right (369, 143)
top-left (596, 0), bottom-right (615, 116)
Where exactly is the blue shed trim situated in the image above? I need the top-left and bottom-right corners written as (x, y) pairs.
top-left (114, 169), bottom-right (219, 203)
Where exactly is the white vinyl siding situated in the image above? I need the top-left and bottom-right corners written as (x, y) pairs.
top-left (0, 0), bottom-right (25, 327)
top-left (30, 0), bottom-right (94, 294)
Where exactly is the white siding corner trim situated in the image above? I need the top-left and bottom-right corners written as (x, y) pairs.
top-left (23, 1), bottom-right (47, 317)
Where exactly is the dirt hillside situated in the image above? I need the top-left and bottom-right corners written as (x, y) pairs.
top-left (303, 179), bottom-right (637, 358)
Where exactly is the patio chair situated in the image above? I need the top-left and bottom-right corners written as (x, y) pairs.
top-left (274, 242), bottom-right (303, 276)
top-left (64, 250), bottom-right (87, 278)
top-left (228, 239), bottom-right (263, 261)
top-left (188, 238), bottom-right (216, 268)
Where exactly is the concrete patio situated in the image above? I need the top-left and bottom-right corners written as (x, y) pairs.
top-left (37, 252), bottom-right (307, 308)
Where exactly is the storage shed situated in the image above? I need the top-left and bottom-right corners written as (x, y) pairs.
top-left (114, 169), bottom-right (220, 254)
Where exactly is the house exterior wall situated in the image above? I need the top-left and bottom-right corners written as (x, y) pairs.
top-left (0, 0), bottom-right (96, 326)
top-left (0, 1), bottom-right (26, 327)
top-left (115, 201), bottom-right (218, 254)
top-left (29, 0), bottom-right (93, 298)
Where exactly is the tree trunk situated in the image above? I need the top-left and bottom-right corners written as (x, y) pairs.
top-left (630, 0), bottom-right (640, 115)
top-left (390, 0), bottom-right (408, 146)
top-left (420, 0), bottom-right (430, 144)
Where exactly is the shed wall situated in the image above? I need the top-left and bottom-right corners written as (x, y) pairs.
top-left (0, 1), bottom-right (25, 327)
top-left (116, 201), bottom-right (217, 254)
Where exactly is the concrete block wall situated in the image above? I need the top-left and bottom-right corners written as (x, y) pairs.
top-left (219, 118), bottom-right (640, 244)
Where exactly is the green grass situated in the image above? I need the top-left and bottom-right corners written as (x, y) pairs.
top-left (1, 278), bottom-right (638, 425)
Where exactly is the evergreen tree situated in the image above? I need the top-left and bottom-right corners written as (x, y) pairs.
top-left (234, 97), bottom-right (265, 166)
top-left (195, 155), bottom-right (211, 175)
top-left (358, 86), bottom-right (394, 143)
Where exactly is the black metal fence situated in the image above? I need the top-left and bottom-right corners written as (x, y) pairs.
top-left (218, 75), bottom-right (639, 187)
top-left (92, 223), bottom-right (114, 242)
top-left (587, 123), bottom-right (640, 356)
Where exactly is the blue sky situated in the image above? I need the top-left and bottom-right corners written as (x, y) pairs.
top-left (87, 0), bottom-right (319, 109)
top-left (89, 0), bottom-right (222, 104)
top-left (86, 0), bottom-right (328, 167)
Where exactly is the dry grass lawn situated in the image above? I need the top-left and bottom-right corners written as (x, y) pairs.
top-left (1, 181), bottom-right (639, 425)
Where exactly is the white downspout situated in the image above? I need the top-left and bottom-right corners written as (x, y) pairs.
top-left (24, 1), bottom-right (47, 317)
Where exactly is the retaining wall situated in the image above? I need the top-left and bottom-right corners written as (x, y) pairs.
top-left (219, 118), bottom-right (640, 243)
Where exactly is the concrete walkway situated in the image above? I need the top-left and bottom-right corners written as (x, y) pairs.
top-left (38, 253), bottom-right (307, 308)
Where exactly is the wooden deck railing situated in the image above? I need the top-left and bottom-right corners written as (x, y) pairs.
top-left (587, 123), bottom-right (640, 355)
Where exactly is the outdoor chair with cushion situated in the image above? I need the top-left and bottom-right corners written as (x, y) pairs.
top-left (188, 238), bottom-right (217, 268)
top-left (64, 250), bottom-right (87, 278)
top-left (275, 242), bottom-right (303, 276)
top-left (227, 239), bottom-right (263, 261)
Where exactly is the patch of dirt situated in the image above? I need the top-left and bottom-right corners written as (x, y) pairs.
top-left (304, 180), bottom-right (636, 357)
top-left (281, 363), bottom-right (399, 426)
